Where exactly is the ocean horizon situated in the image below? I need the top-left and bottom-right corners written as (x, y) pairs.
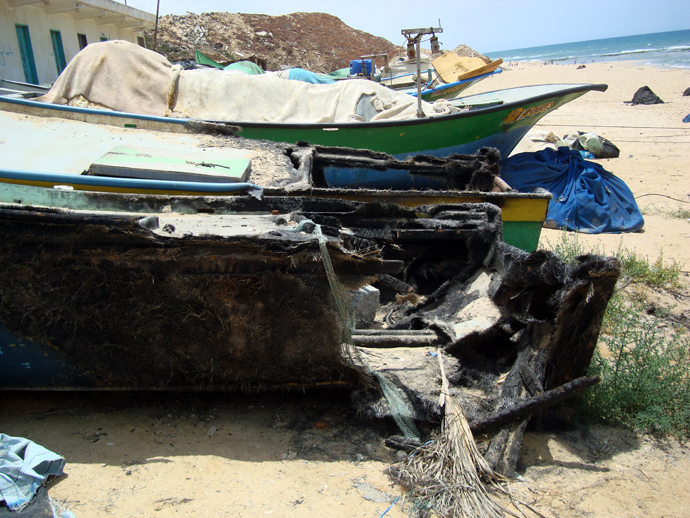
top-left (486, 29), bottom-right (690, 68)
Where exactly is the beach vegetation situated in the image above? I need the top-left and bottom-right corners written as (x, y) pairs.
top-left (665, 204), bottom-right (690, 220)
top-left (545, 231), bottom-right (682, 289)
top-left (579, 302), bottom-right (690, 438)
top-left (542, 230), bottom-right (690, 438)
top-left (640, 203), bottom-right (690, 220)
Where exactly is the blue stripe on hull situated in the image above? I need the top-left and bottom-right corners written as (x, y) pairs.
top-left (0, 325), bottom-right (94, 389)
top-left (395, 125), bottom-right (532, 160)
top-left (0, 168), bottom-right (262, 195)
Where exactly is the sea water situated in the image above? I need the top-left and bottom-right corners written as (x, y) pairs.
top-left (488, 30), bottom-right (690, 68)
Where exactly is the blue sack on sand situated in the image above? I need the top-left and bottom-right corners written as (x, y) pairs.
top-left (501, 147), bottom-right (644, 233)
top-left (0, 434), bottom-right (65, 511)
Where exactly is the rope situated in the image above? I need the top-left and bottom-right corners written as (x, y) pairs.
top-left (292, 220), bottom-right (420, 440)
top-left (635, 193), bottom-right (690, 204)
top-left (535, 123), bottom-right (690, 130)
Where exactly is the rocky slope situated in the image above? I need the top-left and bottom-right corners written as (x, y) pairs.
top-left (147, 12), bottom-right (401, 72)
top-left (145, 12), bottom-right (490, 73)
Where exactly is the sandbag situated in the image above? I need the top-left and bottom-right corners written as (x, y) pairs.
top-left (500, 147), bottom-right (644, 234)
top-left (627, 86), bottom-right (664, 105)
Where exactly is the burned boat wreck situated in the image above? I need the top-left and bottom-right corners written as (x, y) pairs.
top-left (0, 192), bottom-right (618, 473)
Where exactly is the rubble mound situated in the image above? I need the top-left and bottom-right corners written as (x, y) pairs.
top-left (147, 11), bottom-right (401, 72)
top-left (147, 12), bottom-right (489, 73)
top-left (451, 44), bottom-right (491, 63)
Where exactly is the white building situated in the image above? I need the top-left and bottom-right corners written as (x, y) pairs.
top-left (1, 0), bottom-right (155, 85)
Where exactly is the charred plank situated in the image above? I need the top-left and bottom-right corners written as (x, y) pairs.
top-left (470, 376), bottom-right (600, 435)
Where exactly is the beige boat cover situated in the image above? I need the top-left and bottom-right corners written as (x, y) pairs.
top-left (38, 40), bottom-right (456, 123)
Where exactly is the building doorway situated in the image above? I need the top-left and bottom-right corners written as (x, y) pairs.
top-left (50, 30), bottom-right (67, 75)
top-left (15, 24), bottom-right (38, 84)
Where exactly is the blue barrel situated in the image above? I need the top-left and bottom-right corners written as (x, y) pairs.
top-left (349, 59), bottom-right (373, 77)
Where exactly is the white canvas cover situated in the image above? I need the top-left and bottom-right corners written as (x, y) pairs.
top-left (38, 40), bottom-right (457, 123)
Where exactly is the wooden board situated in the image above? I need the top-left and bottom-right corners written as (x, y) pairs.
top-left (432, 54), bottom-right (503, 83)
top-left (89, 146), bottom-right (252, 183)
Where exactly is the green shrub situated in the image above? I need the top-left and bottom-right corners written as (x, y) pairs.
top-left (543, 231), bottom-right (689, 437)
top-left (643, 203), bottom-right (690, 220)
top-left (615, 249), bottom-right (682, 289)
top-left (580, 305), bottom-right (690, 438)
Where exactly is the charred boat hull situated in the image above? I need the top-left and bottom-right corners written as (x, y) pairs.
top-left (0, 198), bottom-right (504, 390)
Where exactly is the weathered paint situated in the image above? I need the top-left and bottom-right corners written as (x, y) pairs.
top-left (0, 168), bottom-right (262, 196)
top-left (0, 181), bottom-right (550, 252)
top-left (0, 325), bottom-right (94, 389)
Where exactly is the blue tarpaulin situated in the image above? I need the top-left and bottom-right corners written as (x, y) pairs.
top-left (501, 147), bottom-right (644, 233)
top-left (287, 68), bottom-right (336, 84)
top-left (0, 434), bottom-right (65, 511)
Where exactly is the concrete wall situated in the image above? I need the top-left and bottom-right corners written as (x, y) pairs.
top-left (0, 0), bottom-right (149, 85)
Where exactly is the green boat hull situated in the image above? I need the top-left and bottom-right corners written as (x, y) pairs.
top-left (229, 84), bottom-right (608, 159)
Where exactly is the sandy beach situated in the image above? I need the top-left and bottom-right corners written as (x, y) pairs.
top-left (1, 60), bottom-right (689, 518)
top-left (474, 60), bottom-right (690, 269)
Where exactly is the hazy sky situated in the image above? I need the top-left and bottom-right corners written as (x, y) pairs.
top-left (124, 0), bottom-right (690, 53)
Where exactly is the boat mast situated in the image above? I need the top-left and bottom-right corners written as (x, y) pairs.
top-left (401, 26), bottom-right (442, 118)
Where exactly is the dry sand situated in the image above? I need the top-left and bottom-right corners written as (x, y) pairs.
top-left (470, 60), bottom-right (690, 269)
top-left (2, 60), bottom-right (690, 518)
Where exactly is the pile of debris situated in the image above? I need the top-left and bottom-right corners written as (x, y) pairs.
top-left (146, 11), bottom-right (491, 74)
top-left (451, 43), bottom-right (491, 63)
top-left (147, 12), bottom-right (400, 72)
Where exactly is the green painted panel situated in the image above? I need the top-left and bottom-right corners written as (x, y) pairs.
top-left (89, 146), bottom-right (251, 183)
top-left (502, 221), bottom-right (543, 252)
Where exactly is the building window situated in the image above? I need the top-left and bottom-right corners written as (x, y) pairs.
top-left (78, 33), bottom-right (88, 50)
top-left (138, 36), bottom-right (145, 48)
top-left (15, 24), bottom-right (38, 84)
top-left (50, 30), bottom-right (67, 74)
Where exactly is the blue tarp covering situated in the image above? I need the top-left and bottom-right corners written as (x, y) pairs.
top-left (501, 147), bottom-right (644, 233)
top-left (0, 434), bottom-right (65, 511)
top-left (287, 68), bottom-right (336, 84)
